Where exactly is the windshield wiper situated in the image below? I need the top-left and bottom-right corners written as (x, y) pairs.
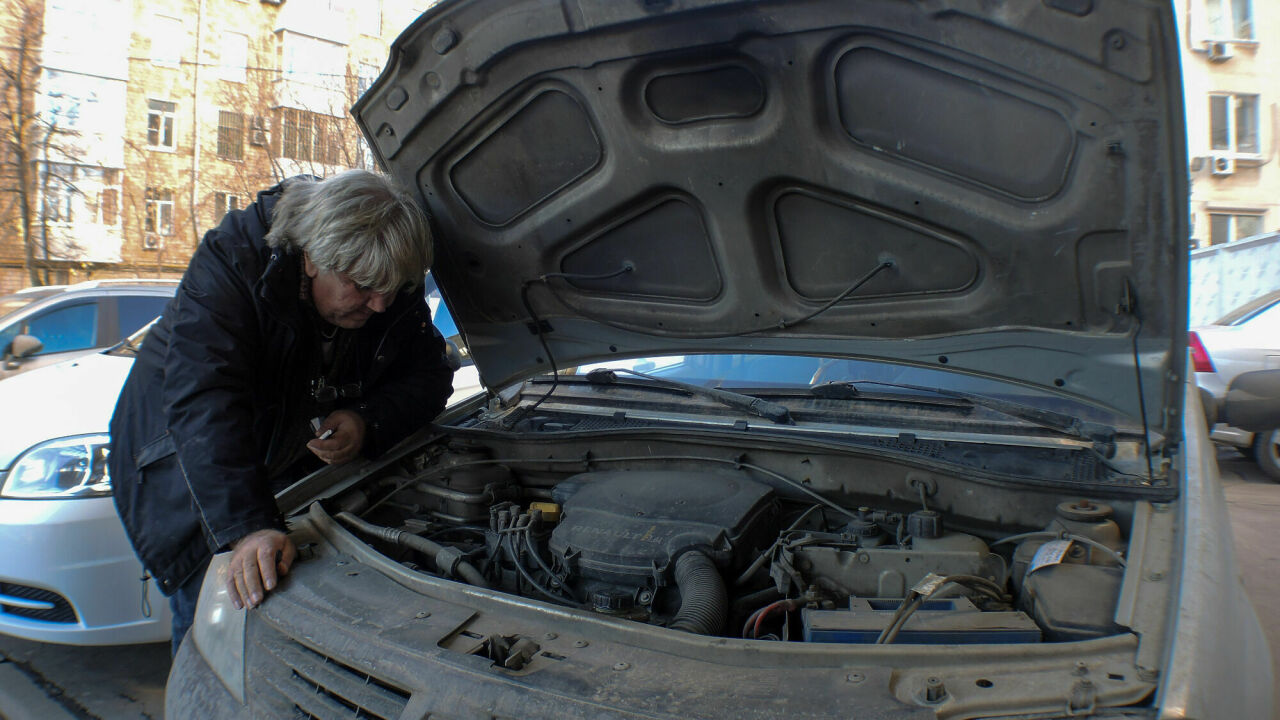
top-left (585, 368), bottom-right (794, 424)
top-left (810, 380), bottom-right (1117, 445)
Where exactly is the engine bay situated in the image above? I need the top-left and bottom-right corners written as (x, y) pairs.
top-left (327, 428), bottom-right (1133, 646)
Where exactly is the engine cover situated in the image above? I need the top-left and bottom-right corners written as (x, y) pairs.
top-left (549, 471), bottom-right (777, 585)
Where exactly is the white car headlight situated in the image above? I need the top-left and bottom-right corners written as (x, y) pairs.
top-left (0, 434), bottom-right (112, 499)
top-left (191, 553), bottom-right (247, 703)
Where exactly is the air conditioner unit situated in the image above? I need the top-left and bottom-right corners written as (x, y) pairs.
top-left (142, 235), bottom-right (163, 251)
top-left (1207, 41), bottom-right (1233, 62)
top-left (250, 129), bottom-right (268, 146)
top-left (1211, 154), bottom-right (1235, 176)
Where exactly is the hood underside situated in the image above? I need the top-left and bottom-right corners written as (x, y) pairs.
top-left (354, 0), bottom-right (1188, 439)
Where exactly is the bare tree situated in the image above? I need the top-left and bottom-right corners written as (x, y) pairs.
top-left (0, 0), bottom-right (87, 286)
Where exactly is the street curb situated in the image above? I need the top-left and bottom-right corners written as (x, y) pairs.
top-left (0, 661), bottom-right (78, 720)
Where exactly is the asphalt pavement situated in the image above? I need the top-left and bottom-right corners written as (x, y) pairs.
top-left (0, 446), bottom-right (1277, 720)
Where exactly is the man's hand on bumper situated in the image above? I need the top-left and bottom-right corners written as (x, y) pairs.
top-left (227, 528), bottom-right (296, 610)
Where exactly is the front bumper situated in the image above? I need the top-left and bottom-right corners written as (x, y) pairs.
top-left (0, 496), bottom-right (170, 645)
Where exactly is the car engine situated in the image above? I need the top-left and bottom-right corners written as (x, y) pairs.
top-left (330, 435), bottom-right (1131, 645)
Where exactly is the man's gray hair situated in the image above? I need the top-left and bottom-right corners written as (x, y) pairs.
top-left (265, 170), bottom-right (433, 295)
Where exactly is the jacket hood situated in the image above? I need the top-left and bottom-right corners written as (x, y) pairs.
top-left (354, 0), bottom-right (1188, 442)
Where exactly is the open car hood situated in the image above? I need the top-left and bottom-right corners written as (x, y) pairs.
top-left (354, 0), bottom-right (1188, 442)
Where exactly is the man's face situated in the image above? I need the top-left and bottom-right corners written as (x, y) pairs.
top-left (304, 256), bottom-right (397, 329)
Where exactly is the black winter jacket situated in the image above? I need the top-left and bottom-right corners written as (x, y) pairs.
top-left (108, 182), bottom-right (454, 595)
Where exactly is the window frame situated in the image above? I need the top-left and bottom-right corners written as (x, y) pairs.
top-left (146, 99), bottom-right (177, 151)
top-left (279, 108), bottom-right (343, 166)
top-left (216, 110), bottom-right (245, 161)
top-left (1203, 0), bottom-right (1255, 42)
top-left (150, 14), bottom-right (184, 67)
top-left (1209, 92), bottom-right (1261, 158)
top-left (1207, 210), bottom-right (1266, 246)
top-left (144, 187), bottom-right (175, 237)
top-left (212, 191), bottom-right (241, 225)
top-left (219, 31), bottom-right (249, 83)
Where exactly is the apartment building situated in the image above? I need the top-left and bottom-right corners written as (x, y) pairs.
top-left (1178, 0), bottom-right (1278, 249)
top-left (0, 0), bottom-right (429, 293)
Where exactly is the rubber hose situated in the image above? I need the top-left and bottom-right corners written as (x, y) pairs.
top-left (336, 512), bottom-right (491, 589)
top-left (669, 551), bottom-right (727, 635)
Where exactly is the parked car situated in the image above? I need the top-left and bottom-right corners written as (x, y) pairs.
top-left (0, 293), bottom-right (473, 646)
top-left (0, 279), bottom-right (176, 381)
top-left (1191, 290), bottom-right (1280, 480)
top-left (0, 324), bottom-right (172, 644)
top-left (168, 2), bottom-right (1278, 719)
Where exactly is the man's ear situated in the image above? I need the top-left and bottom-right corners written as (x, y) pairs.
top-left (303, 254), bottom-right (319, 279)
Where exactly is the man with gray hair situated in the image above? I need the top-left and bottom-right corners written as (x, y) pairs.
top-left (108, 170), bottom-right (455, 654)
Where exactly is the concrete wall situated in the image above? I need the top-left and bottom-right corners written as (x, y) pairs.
top-left (1189, 231), bottom-right (1280, 325)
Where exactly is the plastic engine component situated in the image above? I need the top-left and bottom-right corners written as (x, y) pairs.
top-left (549, 471), bottom-right (777, 584)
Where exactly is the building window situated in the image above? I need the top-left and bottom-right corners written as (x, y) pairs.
top-left (150, 15), bottom-right (183, 66)
top-left (213, 191), bottom-right (240, 225)
top-left (1205, 0), bottom-right (1254, 41)
top-left (217, 111), bottom-right (244, 160)
top-left (279, 108), bottom-right (342, 165)
top-left (357, 62), bottom-right (379, 97)
top-left (100, 168), bottom-right (120, 226)
top-left (1210, 93), bottom-right (1260, 155)
top-left (42, 165), bottom-right (76, 224)
top-left (279, 33), bottom-right (345, 93)
top-left (219, 32), bottom-right (249, 83)
top-left (1209, 212), bottom-right (1264, 246)
top-left (147, 99), bottom-right (176, 150)
top-left (145, 187), bottom-right (175, 236)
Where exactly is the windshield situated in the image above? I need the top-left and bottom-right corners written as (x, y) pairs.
top-left (574, 353), bottom-right (1133, 429)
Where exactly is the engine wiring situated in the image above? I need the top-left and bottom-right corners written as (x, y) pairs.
top-left (875, 574), bottom-right (1009, 645)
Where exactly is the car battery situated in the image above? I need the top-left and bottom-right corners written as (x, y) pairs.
top-left (801, 597), bottom-right (1042, 644)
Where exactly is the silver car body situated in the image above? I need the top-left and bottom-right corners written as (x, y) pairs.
top-left (0, 349), bottom-right (172, 644)
top-left (1192, 290), bottom-right (1280, 477)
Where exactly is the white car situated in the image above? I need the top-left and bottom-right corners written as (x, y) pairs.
top-left (0, 331), bottom-right (172, 644)
top-left (1191, 289), bottom-right (1280, 479)
top-left (0, 279), bottom-right (176, 382)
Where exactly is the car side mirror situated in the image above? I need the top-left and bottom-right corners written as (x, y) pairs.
top-left (1220, 369), bottom-right (1280, 433)
top-left (443, 339), bottom-right (463, 372)
top-left (9, 334), bottom-right (42, 360)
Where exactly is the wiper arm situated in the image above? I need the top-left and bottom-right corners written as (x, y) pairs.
top-left (585, 368), bottom-right (794, 424)
top-left (811, 380), bottom-right (1116, 444)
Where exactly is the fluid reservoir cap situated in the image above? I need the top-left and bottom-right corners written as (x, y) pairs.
top-left (1057, 499), bottom-right (1113, 522)
top-left (529, 501), bottom-right (562, 523)
top-left (591, 588), bottom-right (634, 613)
top-left (907, 510), bottom-right (943, 539)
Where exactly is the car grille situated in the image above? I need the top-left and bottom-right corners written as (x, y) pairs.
top-left (249, 620), bottom-right (412, 720)
top-left (0, 582), bottom-right (77, 623)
